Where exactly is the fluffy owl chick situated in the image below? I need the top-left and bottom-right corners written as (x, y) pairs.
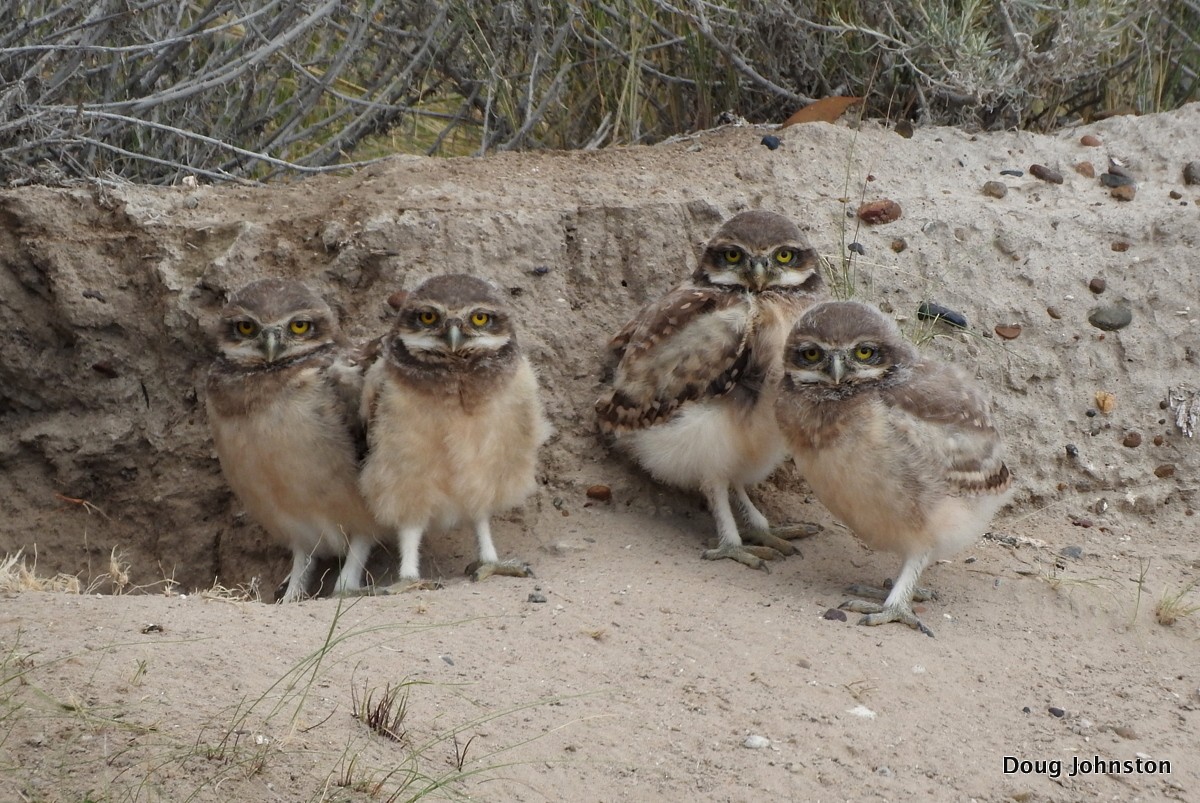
top-left (775, 301), bottom-right (1013, 635)
top-left (206, 278), bottom-right (386, 603)
top-left (596, 210), bottom-right (825, 570)
top-left (359, 274), bottom-right (550, 588)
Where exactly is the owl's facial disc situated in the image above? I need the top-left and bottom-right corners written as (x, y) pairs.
top-left (400, 305), bottom-right (509, 356)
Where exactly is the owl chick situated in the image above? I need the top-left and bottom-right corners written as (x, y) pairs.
top-left (775, 301), bottom-right (1013, 635)
top-left (596, 210), bottom-right (825, 570)
top-left (206, 278), bottom-right (386, 603)
top-left (359, 274), bottom-right (550, 589)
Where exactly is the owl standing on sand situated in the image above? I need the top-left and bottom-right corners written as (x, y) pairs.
top-left (359, 274), bottom-right (550, 589)
top-left (206, 279), bottom-right (386, 602)
top-left (596, 210), bottom-right (826, 570)
top-left (775, 300), bottom-right (1013, 636)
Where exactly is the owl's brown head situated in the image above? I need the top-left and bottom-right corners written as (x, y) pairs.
top-left (782, 301), bottom-right (917, 392)
top-left (214, 279), bottom-right (340, 368)
top-left (389, 274), bottom-right (517, 369)
top-left (695, 210), bottom-right (821, 295)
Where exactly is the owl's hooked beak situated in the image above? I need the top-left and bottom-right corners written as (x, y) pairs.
top-left (829, 353), bottom-right (846, 385)
top-left (260, 328), bottom-right (283, 363)
top-left (747, 257), bottom-right (769, 291)
top-left (445, 323), bottom-right (465, 352)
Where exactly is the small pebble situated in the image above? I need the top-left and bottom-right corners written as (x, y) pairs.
top-left (982, 180), bottom-right (1007, 199)
top-left (894, 120), bottom-right (914, 138)
top-left (994, 324), bottom-right (1021, 340)
top-left (586, 484), bottom-right (612, 502)
top-left (1074, 161), bottom-right (1096, 178)
top-left (1088, 277), bottom-right (1106, 294)
top-left (441, 655), bottom-right (455, 665)
top-left (1080, 134), bottom-right (1102, 147)
top-left (387, 290), bottom-right (409, 310)
top-left (1030, 164), bottom-right (1063, 184)
top-left (1110, 185), bottom-right (1137, 201)
top-left (1048, 706), bottom-right (1066, 718)
top-left (857, 199), bottom-right (902, 224)
top-left (1085, 408), bottom-right (1098, 418)
top-left (1122, 431), bottom-right (1143, 448)
top-left (1183, 161), bottom-right (1200, 185)
top-left (1113, 725), bottom-right (1137, 740)
top-left (1059, 545), bottom-right (1084, 559)
top-left (1000, 169), bottom-right (1023, 177)
top-left (761, 135), bottom-right (781, 150)
top-left (1072, 518), bottom-right (1094, 528)
top-left (848, 242), bottom-right (866, 255)
top-left (1170, 189), bottom-right (1183, 199)
top-left (1046, 306), bottom-right (1062, 320)
top-left (917, 302), bottom-right (967, 328)
top-left (1153, 435), bottom-right (1164, 446)
top-left (1088, 305), bottom-right (1133, 331)
top-left (1154, 464), bottom-right (1176, 478)
top-left (92, 361), bottom-right (120, 379)
top-left (822, 608), bottom-right (848, 621)
top-left (743, 734), bottom-right (771, 749)
top-left (890, 238), bottom-right (907, 253)
top-left (1111, 241), bottom-right (1130, 252)
top-left (1065, 443), bottom-right (1079, 457)
top-left (532, 265), bottom-right (551, 276)
top-left (1022, 706), bottom-right (1032, 714)
top-left (876, 766), bottom-right (894, 778)
top-left (527, 592), bottom-right (548, 603)
top-left (1100, 172), bottom-right (1136, 188)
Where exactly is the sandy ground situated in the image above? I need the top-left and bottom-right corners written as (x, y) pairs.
top-left (2, 105), bottom-right (1200, 801)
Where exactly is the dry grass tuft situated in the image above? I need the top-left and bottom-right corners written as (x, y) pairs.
top-left (0, 550), bottom-right (82, 594)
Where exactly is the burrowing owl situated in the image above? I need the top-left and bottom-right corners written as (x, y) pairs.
top-left (206, 279), bottom-right (386, 603)
top-left (596, 210), bottom-right (826, 570)
top-left (774, 300), bottom-right (1013, 635)
top-left (359, 274), bottom-right (550, 589)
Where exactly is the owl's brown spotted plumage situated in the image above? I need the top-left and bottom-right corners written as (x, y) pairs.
top-left (205, 278), bottom-right (386, 602)
top-left (596, 210), bottom-right (826, 570)
top-left (359, 274), bottom-right (551, 589)
top-left (775, 300), bottom-right (1013, 635)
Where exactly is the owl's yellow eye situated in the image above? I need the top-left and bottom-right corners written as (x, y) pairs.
top-left (800, 347), bottom-right (823, 363)
top-left (775, 249), bottom-right (794, 264)
top-left (854, 345), bottom-right (876, 361)
top-left (235, 321), bottom-right (258, 337)
top-left (417, 310), bottom-right (439, 326)
top-left (470, 312), bottom-right (491, 327)
top-left (723, 248), bottom-right (742, 264)
top-left (289, 320), bottom-right (311, 335)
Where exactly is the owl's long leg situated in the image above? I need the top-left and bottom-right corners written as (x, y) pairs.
top-left (700, 481), bottom-right (782, 571)
top-left (279, 547), bottom-right (316, 603)
top-left (380, 526), bottom-right (440, 592)
top-left (840, 550), bottom-right (935, 637)
top-left (733, 484), bottom-right (822, 557)
top-left (333, 535), bottom-right (374, 596)
top-left (467, 517), bottom-right (533, 581)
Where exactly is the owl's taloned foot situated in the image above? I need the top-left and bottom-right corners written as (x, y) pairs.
top-left (745, 522), bottom-right (823, 557)
top-left (840, 599), bottom-right (935, 637)
top-left (380, 579), bottom-right (443, 594)
top-left (467, 560), bottom-right (534, 581)
top-left (844, 582), bottom-right (936, 603)
top-left (702, 543), bottom-right (783, 571)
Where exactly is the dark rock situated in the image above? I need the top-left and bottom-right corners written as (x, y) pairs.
top-left (1080, 135), bottom-right (1102, 147)
top-left (1088, 305), bottom-right (1133, 331)
top-left (1030, 164), bottom-right (1063, 184)
top-left (1110, 185), bottom-right (1137, 201)
top-left (1100, 172), bottom-right (1136, 188)
top-left (1000, 169), bottom-right (1023, 177)
top-left (1154, 464), bottom-right (1176, 478)
top-left (761, 135), bottom-right (781, 150)
top-left (994, 324), bottom-right (1021, 340)
top-left (822, 608), bottom-right (848, 622)
top-left (1074, 161), bottom-right (1096, 178)
top-left (586, 484), bottom-right (612, 502)
top-left (848, 242), bottom-right (866, 255)
top-left (1122, 431), bottom-right (1143, 448)
top-left (1065, 444), bottom-right (1079, 457)
top-left (1184, 161), bottom-right (1200, 185)
top-left (890, 238), bottom-right (907, 253)
top-left (917, 302), bottom-right (967, 328)
top-left (527, 592), bottom-right (548, 603)
top-left (1048, 706), bottom-right (1066, 718)
top-left (1059, 545), bottom-right (1084, 559)
top-left (1088, 277), bottom-right (1106, 294)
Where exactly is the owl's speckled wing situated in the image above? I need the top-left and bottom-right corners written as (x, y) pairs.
top-left (883, 361), bottom-right (1012, 494)
top-left (330, 336), bottom-right (382, 462)
top-left (596, 286), bottom-right (752, 432)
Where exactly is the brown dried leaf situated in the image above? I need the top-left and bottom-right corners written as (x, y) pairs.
top-left (1095, 391), bottom-right (1116, 414)
top-left (782, 97), bottom-right (864, 127)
